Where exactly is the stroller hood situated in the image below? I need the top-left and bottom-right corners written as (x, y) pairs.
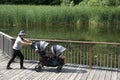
top-left (35, 41), bottom-right (49, 51)
top-left (51, 45), bottom-right (66, 56)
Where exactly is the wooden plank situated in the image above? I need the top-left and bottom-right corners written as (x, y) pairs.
top-left (47, 67), bottom-right (65, 80)
top-left (98, 70), bottom-right (106, 80)
top-left (74, 67), bottom-right (89, 80)
top-left (118, 71), bottom-right (120, 80)
top-left (0, 59), bottom-right (9, 66)
top-left (1, 64), bottom-right (21, 80)
top-left (42, 67), bottom-right (64, 80)
top-left (40, 71), bottom-right (54, 80)
top-left (0, 62), bottom-right (25, 80)
top-left (92, 69), bottom-right (101, 80)
top-left (0, 56), bottom-right (7, 61)
top-left (45, 70), bottom-right (57, 80)
top-left (55, 65), bottom-right (77, 80)
top-left (8, 63), bottom-right (35, 80)
top-left (68, 66), bottom-right (82, 80)
top-left (32, 71), bottom-right (47, 80)
top-left (87, 69), bottom-right (96, 80)
top-left (111, 71), bottom-right (117, 80)
top-left (104, 70), bottom-right (112, 80)
top-left (0, 54), bottom-right (8, 62)
top-left (32, 66), bottom-right (56, 80)
top-left (18, 64), bottom-right (36, 80)
top-left (3, 63), bottom-right (28, 77)
top-left (0, 54), bottom-right (120, 80)
top-left (79, 68), bottom-right (91, 80)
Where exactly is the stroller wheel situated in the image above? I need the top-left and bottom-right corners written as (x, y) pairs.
top-left (57, 65), bottom-right (62, 72)
top-left (35, 64), bottom-right (42, 72)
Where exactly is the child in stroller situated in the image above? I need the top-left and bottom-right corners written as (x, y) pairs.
top-left (32, 41), bottom-right (66, 72)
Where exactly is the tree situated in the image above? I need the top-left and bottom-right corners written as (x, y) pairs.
top-left (0, 0), bottom-right (62, 5)
top-left (79, 0), bottom-right (120, 6)
top-left (102, 0), bottom-right (120, 6)
top-left (73, 0), bottom-right (83, 5)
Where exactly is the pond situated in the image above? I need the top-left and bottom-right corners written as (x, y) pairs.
top-left (0, 24), bottom-right (120, 42)
top-left (0, 24), bottom-right (89, 40)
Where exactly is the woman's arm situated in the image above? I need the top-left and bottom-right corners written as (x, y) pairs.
top-left (20, 38), bottom-right (32, 45)
top-left (21, 41), bottom-right (32, 45)
top-left (23, 39), bottom-right (32, 43)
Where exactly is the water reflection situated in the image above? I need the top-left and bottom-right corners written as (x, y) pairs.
top-left (0, 24), bottom-right (120, 42)
top-left (0, 25), bottom-right (84, 40)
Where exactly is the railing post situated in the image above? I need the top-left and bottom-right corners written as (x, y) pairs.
top-left (11, 38), bottom-right (15, 46)
top-left (2, 35), bottom-right (4, 54)
top-left (11, 38), bottom-right (15, 54)
top-left (89, 44), bottom-right (93, 69)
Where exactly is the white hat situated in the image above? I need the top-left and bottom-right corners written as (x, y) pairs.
top-left (18, 30), bottom-right (26, 35)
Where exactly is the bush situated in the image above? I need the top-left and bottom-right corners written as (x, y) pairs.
top-left (79, 0), bottom-right (120, 6)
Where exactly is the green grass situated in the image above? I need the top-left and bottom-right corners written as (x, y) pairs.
top-left (0, 5), bottom-right (120, 42)
top-left (0, 5), bottom-right (119, 27)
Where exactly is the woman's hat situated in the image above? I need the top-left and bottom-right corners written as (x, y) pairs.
top-left (18, 30), bottom-right (26, 35)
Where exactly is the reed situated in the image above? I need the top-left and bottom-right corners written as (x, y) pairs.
top-left (0, 5), bottom-right (119, 27)
top-left (0, 5), bottom-right (120, 42)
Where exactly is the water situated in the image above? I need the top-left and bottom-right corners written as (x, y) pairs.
top-left (0, 24), bottom-right (120, 42)
top-left (0, 25), bottom-right (84, 40)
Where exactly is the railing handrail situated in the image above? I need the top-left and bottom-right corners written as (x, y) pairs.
top-left (1, 30), bottom-right (120, 46)
top-left (8, 35), bottom-right (120, 45)
top-left (30, 38), bottom-right (120, 45)
top-left (0, 32), bottom-right (13, 39)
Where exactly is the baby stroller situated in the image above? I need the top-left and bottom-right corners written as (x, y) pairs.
top-left (32, 41), bottom-right (66, 72)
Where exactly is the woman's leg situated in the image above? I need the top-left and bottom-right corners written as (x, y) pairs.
top-left (7, 50), bottom-right (16, 69)
top-left (16, 50), bottom-right (24, 68)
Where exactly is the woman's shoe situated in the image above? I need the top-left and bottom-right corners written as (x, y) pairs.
top-left (6, 67), bottom-right (12, 69)
top-left (20, 66), bottom-right (27, 69)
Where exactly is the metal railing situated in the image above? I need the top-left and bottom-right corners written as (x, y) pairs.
top-left (0, 31), bottom-right (120, 70)
top-left (0, 32), bottom-right (13, 58)
top-left (21, 39), bottom-right (120, 70)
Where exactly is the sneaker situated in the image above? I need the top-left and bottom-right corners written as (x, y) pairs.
top-left (6, 67), bottom-right (12, 69)
top-left (20, 66), bottom-right (27, 69)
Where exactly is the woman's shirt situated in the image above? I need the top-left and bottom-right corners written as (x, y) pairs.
top-left (13, 36), bottom-right (24, 50)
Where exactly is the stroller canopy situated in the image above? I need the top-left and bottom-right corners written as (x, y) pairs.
top-left (35, 41), bottom-right (49, 51)
top-left (51, 45), bottom-right (66, 56)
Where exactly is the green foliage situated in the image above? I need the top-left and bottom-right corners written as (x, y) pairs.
top-left (0, 5), bottom-right (120, 42)
top-left (0, 0), bottom-right (61, 5)
top-left (0, 5), bottom-right (119, 27)
top-left (0, 0), bottom-right (119, 6)
top-left (102, 0), bottom-right (120, 6)
top-left (79, 0), bottom-right (120, 6)
top-left (73, 0), bottom-right (83, 5)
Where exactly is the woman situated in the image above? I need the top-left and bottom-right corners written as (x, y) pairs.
top-left (7, 30), bottom-right (32, 69)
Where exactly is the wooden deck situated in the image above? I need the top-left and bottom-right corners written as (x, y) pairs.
top-left (0, 52), bottom-right (120, 80)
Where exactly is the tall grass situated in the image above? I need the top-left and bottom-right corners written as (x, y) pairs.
top-left (0, 5), bottom-right (119, 27)
top-left (0, 5), bottom-right (120, 42)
